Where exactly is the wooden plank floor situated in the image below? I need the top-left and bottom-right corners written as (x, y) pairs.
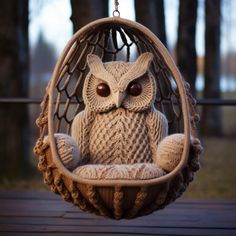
top-left (0, 191), bottom-right (235, 236)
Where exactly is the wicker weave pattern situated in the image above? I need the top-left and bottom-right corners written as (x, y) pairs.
top-left (53, 22), bottom-right (182, 134)
top-left (33, 17), bottom-right (202, 219)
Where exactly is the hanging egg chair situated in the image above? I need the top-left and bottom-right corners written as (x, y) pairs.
top-left (34, 16), bottom-right (202, 220)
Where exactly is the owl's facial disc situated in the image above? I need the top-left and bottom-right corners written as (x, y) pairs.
top-left (113, 80), bottom-right (143, 108)
top-left (84, 53), bottom-right (156, 113)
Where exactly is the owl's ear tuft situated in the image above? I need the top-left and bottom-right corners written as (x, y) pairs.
top-left (87, 54), bottom-right (105, 75)
top-left (135, 52), bottom-right (154, 69)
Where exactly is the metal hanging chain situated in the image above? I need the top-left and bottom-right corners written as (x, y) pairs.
top-left (113, 0), bottom-right (120, 17)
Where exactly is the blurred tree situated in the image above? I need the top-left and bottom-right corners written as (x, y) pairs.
top-left (31, 32), bottom-right (56, 79)
top-left (135, 0), bottom-right (167, 47)
top-left (222, 52), bottom-right (236, 78)
top-left (177, 0), bottom-right (198, 97)
top-left (30, 32), bottom-right (57, 99)
top-left (201, 0), bottom-right (222, 136)
top-left (69, 0), bottom-right (109, 92)
top-left (0, 0), bottom-right (31, 179)
top-left (70, 0), bottom-right (109, 32)
top-left (29, 32), bottom-right (57, 159)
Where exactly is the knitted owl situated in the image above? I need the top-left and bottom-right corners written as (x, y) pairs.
top-left (46, 53), bottom-right (187, 176)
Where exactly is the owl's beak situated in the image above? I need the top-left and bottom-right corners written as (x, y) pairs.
top-left (114, 91), bottom-right (125, 108)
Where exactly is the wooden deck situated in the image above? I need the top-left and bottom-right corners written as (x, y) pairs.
top-left (0, 191), bottom-right (235, 236)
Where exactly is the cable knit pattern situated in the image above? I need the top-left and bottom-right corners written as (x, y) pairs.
top-left (155, 134), bottom-right (185, 172)
top-left (70, 53), bottom-right (171, 175)
top-left (70, 54), bottom-right (184, 178)
top-left (71, 110), bottom-right (96, 164)
top-left (73, 163), bottom-right (166, 180)
top-left (44, 133), bottom-right (81, 170)
top-left (146, 108), bottom-right (168, 160)
top-left (53, 54), bottom-right (185, 181)
top-left (88, 108), bottom-right (153, 164)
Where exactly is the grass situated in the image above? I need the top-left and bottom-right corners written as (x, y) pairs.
top-left (0, 178), bottom-right (48, 191)
top-left (183, 92), bottom-right (236, 198)
top-left (183, 137), bottom-right (236, 199)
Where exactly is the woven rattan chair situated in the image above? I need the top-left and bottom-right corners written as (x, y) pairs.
top-left (34, 17), bottom-right (202, 219)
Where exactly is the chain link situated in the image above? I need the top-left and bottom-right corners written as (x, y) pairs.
top-left (113, 0), bottom-right (120, 17)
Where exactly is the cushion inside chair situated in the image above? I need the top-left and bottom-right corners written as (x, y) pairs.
top-left (73, 163), bottom-right (166, 180)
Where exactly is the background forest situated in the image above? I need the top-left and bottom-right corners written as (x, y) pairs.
top-left (0, 0), bottom-right (235, 199)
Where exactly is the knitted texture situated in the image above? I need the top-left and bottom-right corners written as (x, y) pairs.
top-left (71, 110), bottom-right (96, 164)
top-left (146, 108), bottom-right (169, 160)
top-left (70, 53), bottom-right (169, 166)
top-left (155, 134), bottom-right (185, 172)
top-left (44, 133), bottom-right (81, 170)
top-left (83, 53), bottom-right (156, 113)
top-left (33, 19), bottom-right (203, 219)
top-left (89, 108), bottom-right (151, 164)
top-left (56, 53), bottom-right (181, 174)
top-left (90, 108), bottom-right (152, 164)
top-left (73, 163), bottom-right (166, 180)
top-left (71, 107), bottom-right (168, 165)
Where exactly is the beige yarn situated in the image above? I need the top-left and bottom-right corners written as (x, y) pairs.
top-left (70, 53), bottom-right (168, 167)
top-left (83, 53), bottom-right (156, 113)
top-left (87, 53), bottom-right (153, 92)
top-left (47, 54), bottom-right (186, 177)
top-left (71, 110), bottom-right (96, 163)
top-left (44, 53), bottom-right (185, 178)
top-left (33, 17), bottom-right (202, 219)
top-left (44, 133), bottom-right (81, 170)
top-left (71, 107), bottom-right (168, 165)
top-left (155, 134), bottom-right (185, 172)
top-left (146, 108), bottom-right (169, 160)
top-left (73, 163), bottom-right (166, 180)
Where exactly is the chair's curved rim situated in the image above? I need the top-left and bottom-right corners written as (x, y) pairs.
top-left (48, 16), bottom-right (190, 187)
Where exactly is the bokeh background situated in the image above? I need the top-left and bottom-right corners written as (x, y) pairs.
top-left (0, 0), bottom-right (235, 199)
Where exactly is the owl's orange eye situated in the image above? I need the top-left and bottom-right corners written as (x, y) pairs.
top-left (96, 83), bottom-right (110, 97)
top-left (127, 82), bottom-right (142, 96)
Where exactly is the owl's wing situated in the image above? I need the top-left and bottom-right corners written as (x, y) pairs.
top-left (71, 110), bottom-right (96, 163)
top-left (43, 133), bottom-right (81, 170)
top-left (146, 109), bottom-right (168, 159)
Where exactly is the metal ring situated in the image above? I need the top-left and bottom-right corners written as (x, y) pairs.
top-left (113, 10), bottom-right (120, 17)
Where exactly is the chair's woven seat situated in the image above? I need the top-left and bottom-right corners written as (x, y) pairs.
top-left (73, 163), bottom-right (166, 180)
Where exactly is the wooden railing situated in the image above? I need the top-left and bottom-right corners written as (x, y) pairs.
top-left (0, 97), bottom-right (236, 106)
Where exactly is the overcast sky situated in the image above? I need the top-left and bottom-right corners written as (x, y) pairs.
top-left (29, 0), bottom-right (236, 56)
